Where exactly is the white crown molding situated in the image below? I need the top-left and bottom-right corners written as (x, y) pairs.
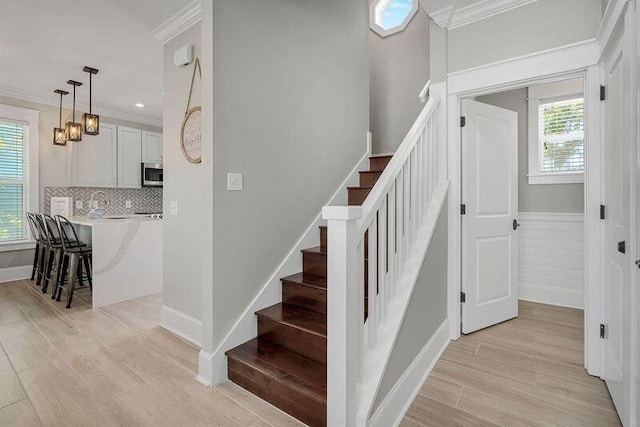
top-left (429, 5), bottom-right (454, 28)
top-left (0, 86), bottom-right (162, 128)
top-left (428, 0), bottom-right (539, 30)
top-left (153, 0), bottom-right (202, 44)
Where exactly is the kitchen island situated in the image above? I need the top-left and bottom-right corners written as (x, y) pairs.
top-left (69, 215), bottom-right (162, 308)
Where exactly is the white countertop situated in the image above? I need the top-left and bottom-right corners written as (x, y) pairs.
top-left (69, 214), bottom-right (163, 227)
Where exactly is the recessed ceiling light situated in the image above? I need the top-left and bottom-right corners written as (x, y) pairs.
top-left (135, 103), bottom-right (145, 108)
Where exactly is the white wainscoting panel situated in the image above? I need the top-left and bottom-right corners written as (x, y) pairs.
top-left (518, 212), bottom-right (585, 309)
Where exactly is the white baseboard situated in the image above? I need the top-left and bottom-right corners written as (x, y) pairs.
top-left (368, 319), bottom-right (450, 427)
top-left (519, 283), bottom-right (584, 309)
top-left (206, 150), bottom-right (371, 385)
top-left (160, 305), bottom-right (202, 347)
top-left (196, 350), bottom-right (214, 387)
top-left (0, 265), bottom-right (32, 284)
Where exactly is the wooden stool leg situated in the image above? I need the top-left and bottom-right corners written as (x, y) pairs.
top-left (66, 254), bottom-right (79, 309)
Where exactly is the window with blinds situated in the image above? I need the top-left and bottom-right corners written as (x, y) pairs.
top-left (537, 96), bottom-right (584, 174)
top-left (0, 118), bottom-right (28, 242)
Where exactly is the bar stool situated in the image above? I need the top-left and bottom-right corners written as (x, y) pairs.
top-left (53, 215), bottom-right (92, 308)
top-left (31, 214), bottom-right (52, 288)
top-left (24, 213), bottom-right (44, 281)
top-left (39, 214), bottom-right (66, 295)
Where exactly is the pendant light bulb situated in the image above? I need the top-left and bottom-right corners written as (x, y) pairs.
top-left (66, 80), bottom-right (83, 142)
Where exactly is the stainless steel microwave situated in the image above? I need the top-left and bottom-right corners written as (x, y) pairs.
top-left (142, 163), bottom-right (163, 187)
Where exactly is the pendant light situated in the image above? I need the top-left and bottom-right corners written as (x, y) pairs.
top-left (66, 80), bottom-right (83, 142)
top-left (82, 66), bottom-right (99, 135)
top-left (53, 89), bottom-right (69, 146)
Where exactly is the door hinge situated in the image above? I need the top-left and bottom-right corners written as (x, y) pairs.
top-left (600, 205), bottom-right (606, 220)
top-left (461, 204), bottom-right (466, 215)
top-left (460, 292), bottom-right (466, 303)
top-left (460, 116), bottom-right (466, 127)
top-left (600, 85), bottom-right (606, 101)
top-left (618, 241), bottom-right (626, 254)
top-left (600, 324), bottom-right (607, 339)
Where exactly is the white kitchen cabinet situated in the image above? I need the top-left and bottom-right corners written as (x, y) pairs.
top-left (117, 126), bottom-right (142, 188)
top-left (70, 123), bottom-right (118, 188)
top-left (142, 130), bottom-right (163, 164)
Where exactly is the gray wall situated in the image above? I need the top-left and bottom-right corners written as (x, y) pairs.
top-left (477, 89), bottom-right (584, 213)
top-left (373, 198), bottom-right (448, 411)
top-left (448, 0), bottom-right (602, 72)
top-left (162, 23), bottom-right (203, 320)
top-left (0, 95), bottom-right (161, 273)
top-left (211, 0), bottom-right (369, 346)
top-left (370, 7), bottom-right (430, 154)
top-left (429, 19), bottom-right (447, 84)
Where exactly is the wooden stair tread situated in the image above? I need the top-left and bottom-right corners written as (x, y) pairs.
top-left (347, 186), bottom-right (373, 190)
top-left (226, 338), bottom-right (326, 403)
top-left (301, 246), bottom-right (326, 256)
top-left (281, 272), bottom-right (327, 289)
top-left (257, 303), bottom-right (326, 337)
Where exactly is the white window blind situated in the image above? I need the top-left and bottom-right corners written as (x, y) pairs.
top-left (537, 97), bottom-right (584, 174)
top-left (0, 118), bottom-right (28, 242)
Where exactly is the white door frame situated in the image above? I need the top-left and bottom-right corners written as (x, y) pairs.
top-left (445, 39), bottom-right (603, 375)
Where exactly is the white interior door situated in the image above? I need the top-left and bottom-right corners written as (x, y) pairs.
top-left (601, 31), bottom-right (632, 426)
top-left (461, 99), bottom-right (519, 334)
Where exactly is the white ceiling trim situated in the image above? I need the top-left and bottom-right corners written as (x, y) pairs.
top-left (428, 0), bottom-right (539, 30)
top-left (0, 86), bottom-right (163, 128)
top-left (152, 0), bottom-right (202, 44)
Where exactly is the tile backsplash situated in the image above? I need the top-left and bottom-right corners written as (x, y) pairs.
top-left (44, 187), bottom-right (163, 216)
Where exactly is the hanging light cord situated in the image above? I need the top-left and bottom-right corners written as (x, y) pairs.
top-left (59, 93), bottom-right (63, 127)
top-left (89, 73), bottom-right (92, 114)
top-left (72, 85), bottom-right (76, 122)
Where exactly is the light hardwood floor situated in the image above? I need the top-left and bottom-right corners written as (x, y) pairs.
top-left (401, 300), bottom-right (622, 427)
top-left (0, 279), bottom-right (622, 427)
top-left (0, 279), bottom-right (304, 427)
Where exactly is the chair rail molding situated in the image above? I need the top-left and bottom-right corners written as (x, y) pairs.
top-left (152, 0), bottom-right (202, 44)
top-left (426, 0), bottom-right (539, 30)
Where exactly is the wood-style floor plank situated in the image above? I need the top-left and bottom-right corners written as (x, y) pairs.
top-left (401, 301), bottom-right (621, 427)
top-left (0, 280), bottom-right (302, 426)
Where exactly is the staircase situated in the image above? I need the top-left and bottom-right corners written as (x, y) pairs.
top-left (225, 154), bottom-right (393, 427)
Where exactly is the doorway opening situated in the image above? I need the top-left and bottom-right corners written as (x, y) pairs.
top-left (460, 74), bottom-right (586, 335)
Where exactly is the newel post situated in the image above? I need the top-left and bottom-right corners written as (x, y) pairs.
top-left (322, 205), bottom-right (363, 427)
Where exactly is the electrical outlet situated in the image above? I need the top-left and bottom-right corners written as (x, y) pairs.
top-left (125, 201), bottom-right (132, 209)
top-left (75, 200), bottom-right (83, 209)
top-left (169, 201), bottom-right (178, 216)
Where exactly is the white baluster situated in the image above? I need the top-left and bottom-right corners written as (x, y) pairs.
top-left (378, 197), bottom-right (387, 322)
top-left (367, 218), bottom-right (377, 350)
top-left (387, 182), bottom-right (397, 298)
top-left (322, 205), bottom-right (363, 427)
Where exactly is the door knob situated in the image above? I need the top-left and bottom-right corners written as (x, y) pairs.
top-left (635, 259), bottom-right (640, 269)
top-left (513, 219), bottom-right (521, 231)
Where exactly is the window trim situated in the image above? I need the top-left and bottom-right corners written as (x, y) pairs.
top-left (0, 103), bottom-right (39, 250)
top-left (527, 78), bottom-right (585, 185)
top-left (369, 0), bottom-right (419, 38)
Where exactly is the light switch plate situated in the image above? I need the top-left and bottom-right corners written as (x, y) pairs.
top-left (227, 173), bottom-right (243, 191)
top-left (125, 201), bottom-right (132, 209)
top-left (169, 201), bottom-right (178, 216)
top-left (75, 200), bottom-right (83, 209)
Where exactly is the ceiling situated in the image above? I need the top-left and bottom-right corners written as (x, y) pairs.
top-left (0, 0), bottom-right (194, 126)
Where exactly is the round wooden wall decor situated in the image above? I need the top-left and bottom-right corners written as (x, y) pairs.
top-left (181, 106), bottom-right (202, 163)
top-left (181, 57), bottom-right (202, 164)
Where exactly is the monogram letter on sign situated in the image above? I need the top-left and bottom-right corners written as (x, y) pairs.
top-left (180, 57), bottom-right (202, 164)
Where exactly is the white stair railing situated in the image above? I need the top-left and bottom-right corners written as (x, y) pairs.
top-left (322, 94), bottom-right (448, 426)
